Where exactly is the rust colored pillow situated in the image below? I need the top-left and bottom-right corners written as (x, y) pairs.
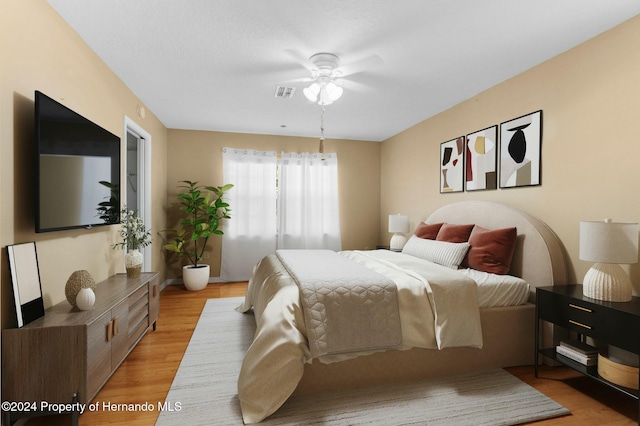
top-left (414, 222), bottom-right (443, 240)
top-left (436, 223), bottom-right (475, 243)
top-left (466, 226), bottom-right (517, 275)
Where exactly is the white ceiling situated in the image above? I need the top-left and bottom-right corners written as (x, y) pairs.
top-left (47, 0), bottom-right (640, 142)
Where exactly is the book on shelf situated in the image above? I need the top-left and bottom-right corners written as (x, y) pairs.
top-left (556, 345), bottom-right (598, 366)
top-left (559, 339), bottom-right (598, 356)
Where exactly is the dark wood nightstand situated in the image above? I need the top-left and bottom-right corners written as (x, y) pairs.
top-left (536, 285), bottom-right (640, 422)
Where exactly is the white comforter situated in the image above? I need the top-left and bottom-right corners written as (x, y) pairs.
top-left (236, 250), bottom-right (483, 424)
top-left (277, 249), bottom-right (403, 358)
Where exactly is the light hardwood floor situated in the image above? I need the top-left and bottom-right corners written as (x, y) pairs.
top-left (26, 283), bottom-right (638, 425)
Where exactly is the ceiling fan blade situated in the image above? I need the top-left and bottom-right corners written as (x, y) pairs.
top-left (281, 48), bottom-right (317, 73)
top-left (339, 79), bottom-right (373, 93)
top-left (286, 76), bottom-right (315, 84)
top-left (339, 54), bottom-right (384, 77)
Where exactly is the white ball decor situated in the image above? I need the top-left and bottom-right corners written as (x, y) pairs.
top-left (65, 270), bottom-right (97, 307)
top-left (76, 287), bottom-right (96, 311)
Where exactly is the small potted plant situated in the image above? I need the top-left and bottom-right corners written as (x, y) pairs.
top-left (113, 206), bottom-right (152, 277)
top-left (164, 180), bottom-right (233, 291)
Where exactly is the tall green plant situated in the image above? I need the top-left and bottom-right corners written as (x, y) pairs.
top-left (164, 180), bottom-right (233, 268)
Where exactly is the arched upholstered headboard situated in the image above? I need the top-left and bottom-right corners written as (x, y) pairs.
top-left (426, 201), bottom-right (567, 297)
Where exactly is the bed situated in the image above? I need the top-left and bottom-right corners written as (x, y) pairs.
top-left (236, 201), bottom-right (567, 424)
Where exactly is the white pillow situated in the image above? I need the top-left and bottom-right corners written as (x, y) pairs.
top-left (401, 235), bottom-right (470, 269)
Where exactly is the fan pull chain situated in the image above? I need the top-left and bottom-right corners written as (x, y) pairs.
top-left (319, 103), bottom-right (325, 160)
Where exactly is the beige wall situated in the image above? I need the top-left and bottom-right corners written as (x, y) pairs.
top-left (381, 14), bottom-right (640, 291)
top-left (165, 129), bottom-right (381, 278)
top-left (0, 1), bottom-right (169, 327)
top-left (4, 1), bottom-right (638, 326)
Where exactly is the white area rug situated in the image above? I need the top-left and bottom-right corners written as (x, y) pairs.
top-left (157, 297), bottom-right (569, 425)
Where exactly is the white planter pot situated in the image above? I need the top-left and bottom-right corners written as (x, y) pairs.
top-left (182, 264), bottom-right (210, 291)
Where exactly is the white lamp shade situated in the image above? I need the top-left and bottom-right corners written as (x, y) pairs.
top-left (580, 220), bottom-right (639, 264)
top-left (580, 220), bottom-right (638, 302)
top-left (388, 214), bottom-right (410, 233)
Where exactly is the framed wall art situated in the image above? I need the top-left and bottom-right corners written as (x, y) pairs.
top-left (7, 242), bottom-right (45, 327)
top-left (465, 125), bottom-right (497, 191)
top-left (499, 110), bottom-right (542, 188)
top-left (440, 136), bottom-right (464, 193)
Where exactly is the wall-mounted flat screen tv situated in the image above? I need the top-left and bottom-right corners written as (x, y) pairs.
top-left (35, 91), bottom-right (121, 233)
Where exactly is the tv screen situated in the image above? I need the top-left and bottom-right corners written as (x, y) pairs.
top-left (35, 91), bottom-right (121, 233)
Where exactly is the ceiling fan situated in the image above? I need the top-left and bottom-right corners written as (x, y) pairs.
top-left (302, 53), bottom-right (344, 106)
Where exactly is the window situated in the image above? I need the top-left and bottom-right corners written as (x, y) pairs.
top-left (277, 152), bottom-right (341, 250)
top-left (221, 148), bottom-right (341, 281)
top-left (220, 149), bottom-right (277, 281)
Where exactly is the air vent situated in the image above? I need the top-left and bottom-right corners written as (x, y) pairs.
top-left (274, 86), bottom-right (296, 99)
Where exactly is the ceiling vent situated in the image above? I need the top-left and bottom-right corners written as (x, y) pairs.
top-left (274, 86), bottom-right (296, 99)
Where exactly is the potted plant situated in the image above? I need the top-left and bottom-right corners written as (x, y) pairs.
top-left (164, 180), bottom-right (233, 291)
top-left (113, 206), bottom-right (152, 277)
top-left (97, 181), bottom-right (120, 224)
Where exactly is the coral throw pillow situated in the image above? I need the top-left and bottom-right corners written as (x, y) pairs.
top-left (436, 223), bottom-right (475, 243)
top-left (414, 222), bottom-right (444, 240)
top-left (466, 226), bottom-right (517, 275)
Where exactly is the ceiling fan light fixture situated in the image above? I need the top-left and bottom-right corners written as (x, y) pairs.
top-left (325, 82), bottom-right (343, 101)
top-left (304, 52), bottom-right (344, 105)
top-left (303, 83), bottom-right (320, 102)
top-left (305, 80), bottom-right (342, 105)
top-left (319, 90), bottom-right (333, 106)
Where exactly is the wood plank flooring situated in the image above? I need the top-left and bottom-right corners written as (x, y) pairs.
top-left (25, 283), bottom-right (638, 425)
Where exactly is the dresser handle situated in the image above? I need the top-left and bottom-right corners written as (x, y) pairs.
top-left (106, 321), bottom-right (113, 342)
top-left (569, 304), bottom-right (592, 313)
top-left (569, 319), bottom-right (592, 329)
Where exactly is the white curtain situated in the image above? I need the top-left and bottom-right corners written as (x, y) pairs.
top-left (221, 148), bottom-right (277, 281)
top-left (277, 152), bottom-right (342, 251)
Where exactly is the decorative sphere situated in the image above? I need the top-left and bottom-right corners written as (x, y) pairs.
top-left (65, 270), bottom-right (96, 307)
top-left (76, 287), bottom-right (96, 311)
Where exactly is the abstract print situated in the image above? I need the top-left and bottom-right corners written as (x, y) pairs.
top-left (440, 137), bottom-right (464, 193)
top-left (465, 125), bottom-right (497, 191)
top-left (499, 110), bottom-right (542, 188)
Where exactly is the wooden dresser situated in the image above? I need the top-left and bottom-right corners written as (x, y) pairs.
top-left (1, 272), bottom-right (160, 423)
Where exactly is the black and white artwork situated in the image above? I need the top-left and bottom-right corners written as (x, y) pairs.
top-left (499, 110), bottom-right (542, 188)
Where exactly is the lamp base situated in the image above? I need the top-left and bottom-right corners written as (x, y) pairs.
top-left (390, 233), bottom-right (407, 252)
top-left (583, 262), bottom-right (632, 302)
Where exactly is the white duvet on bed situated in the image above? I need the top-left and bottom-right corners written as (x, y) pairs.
top-left (460, 267), bottom-right (530, 307)
top-left (236, 249), bottom-right (486, 424)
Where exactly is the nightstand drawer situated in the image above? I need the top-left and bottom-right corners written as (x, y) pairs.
top-left (536, 284), bottom-right (640, 423)
top-left (538, 290), bottom-right (606, 335)
top-left (538, 286), bottom-right (640, 353)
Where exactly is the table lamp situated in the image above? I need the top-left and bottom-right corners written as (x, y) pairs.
top-left (580, 219), bottom-right (639, 302)
top-left (389, 214), bottom-right (410, 251)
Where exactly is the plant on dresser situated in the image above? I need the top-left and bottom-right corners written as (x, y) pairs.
top-left (113, 206), bottom-right (152, 278)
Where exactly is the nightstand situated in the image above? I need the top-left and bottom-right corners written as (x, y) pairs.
top-left (535, 285), bottom-right (640, 422)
